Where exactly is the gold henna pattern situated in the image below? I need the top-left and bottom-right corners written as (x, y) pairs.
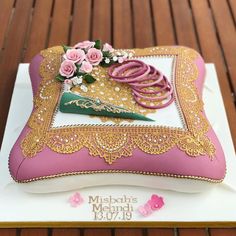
top-left (64, 97), bottom-right (132, 114)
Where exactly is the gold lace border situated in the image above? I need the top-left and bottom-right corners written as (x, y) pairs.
top-left (20, 46), bottom-right (216, 164)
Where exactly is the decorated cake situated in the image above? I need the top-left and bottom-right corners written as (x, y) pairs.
top-left (9, 40), bottom-right (226, 193)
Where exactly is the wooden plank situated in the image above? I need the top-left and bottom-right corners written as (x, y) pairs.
top-left (0, 0), bottom-right (15, 49)
top-left (209, 0), bottom-right (236, 94)
top-left (113, 0), bottom-right (133, 48)
top-left (70, 0), bottom-right (92, 46)
top-left (20, 229), bottom-right (48, 236)
top-left (151, 0), bottom-right (175, 45)
top-left (23, 0), bottom-right (53, 62)
top-left (171, 0), bottom-right (199, 51)
top-left (92, 0), bottom-right (112, 44)
top-left (178, 228), bottom-right (207, 236)
top-left (132, 0), bottom-right (154, 47)
top-left (0, 0), bottom-right (33, 146)
top-left (228, 0), bottom-right (236, 23)
top-left (0, 229), bottom-right (17, 236)
top-left (210, 228), bottom-right (236, 236)
top-left (147, 228), bottom-right (174, 236)
top-left (48, 0), bottom-right (72, 47)
top-left (191, 0), bottom-right (236, 147)
top-left (115, 229), bottom-right (143, 236)
top-left (84, 229), bottom-right (112, 236)
top-left (113, 0), bottom-right (133, 49)
top-left (52, 228), bottom-right (80, 236)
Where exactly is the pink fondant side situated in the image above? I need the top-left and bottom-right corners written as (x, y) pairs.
top-left (9, 47), bottom-right (226, 183)
top-left (9, 55), bottom-right (43, 179)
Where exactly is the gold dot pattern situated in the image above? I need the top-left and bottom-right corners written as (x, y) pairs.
top-left (71, 61), bottom-right (162, 123)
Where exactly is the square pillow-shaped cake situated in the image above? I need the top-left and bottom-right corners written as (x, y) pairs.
top-left (9, 45), bottom-right (226, 193)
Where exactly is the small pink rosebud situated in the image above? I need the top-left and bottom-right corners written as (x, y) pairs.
top-left (74, 40), bottom-right (95, 50)
top-left (80, 61), bottom-right (93, 73)
top-left (118, 57), bottom-right (124, 64)
top-left (138, 203), bottom-right (152, 216)
top-left (69, 192), bottom-right (84, 207)
top-left (64, 79), bottom-right (72, 85)
top-left (103, 43), bottom-right (114, 52)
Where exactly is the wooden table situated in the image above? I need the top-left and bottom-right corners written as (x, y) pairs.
top-left (0, 0), bottom-right (235, 235)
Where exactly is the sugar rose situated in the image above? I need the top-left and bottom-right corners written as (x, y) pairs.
top-left (103, 43), bottom-right (114, 52)
top-left (65, 49), bottom-right (85, 63)
top-left (80, 61), bottom-right (93, 73)
top-left (59, 60), bottom-right (76, 78)
top-left (74, 40), bottom-right (95, 50)
top-left (86, 48), bottom-right (103, 65)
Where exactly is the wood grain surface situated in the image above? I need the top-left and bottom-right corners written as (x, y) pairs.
top-left (0, 0), bottom-right (235, 235)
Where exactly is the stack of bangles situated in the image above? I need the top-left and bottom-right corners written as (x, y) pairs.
top-left (108, 60), bottom-right (174, 109)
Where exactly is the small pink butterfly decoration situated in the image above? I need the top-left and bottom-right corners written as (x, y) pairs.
top-left (138, 194), bottom-right (164, 216)
top-left (69, 192), bottom-right (84, 207)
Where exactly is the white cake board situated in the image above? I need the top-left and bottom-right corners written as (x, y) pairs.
top-left (0, 64), bottom-right (235, 228)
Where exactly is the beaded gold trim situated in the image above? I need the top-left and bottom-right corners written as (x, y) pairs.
top-left (15, 170), bottom-right (223, 184)
top-left (21, 46), bottom-right (216, 164)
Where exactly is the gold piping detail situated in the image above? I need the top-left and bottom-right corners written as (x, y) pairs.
top-left (14, 169), bottom-right (223, 183)
top-left (64, 96), bottom-right (133, 114)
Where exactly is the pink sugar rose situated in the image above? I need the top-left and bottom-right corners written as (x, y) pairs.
top-left (74, 40), bottom-right (95, 50)
top-left (80, 61), bottom-right (93, 73)
top-left (103, 43), bottom-right (114, 52)
top-left (64, 48), bottom-right (85, 63)
top-left (59, 60), bottom-right (76, 78)
top-left (86, 48), bottom-right (103, 65)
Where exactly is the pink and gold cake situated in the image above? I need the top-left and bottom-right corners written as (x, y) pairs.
top-left (9, 41), bottom-right (226, 193)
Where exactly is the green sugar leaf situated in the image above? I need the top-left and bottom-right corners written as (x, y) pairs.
top-left (94, 40), bottom-right (101, 49)
top-left (75, 64), bottom-right (86, 76)
top-left (102, 51), bottom-right (112, 58)
top-left (76, 64), bottom-right (83, 75)
top-left (55, 74), bottom-right (66, 82)
top-left (77, 71), bottom-right (85, 76)
top-left (62, 44), bottom-right (71, 52)
top-left (83, 74), bottom-right (96, 84)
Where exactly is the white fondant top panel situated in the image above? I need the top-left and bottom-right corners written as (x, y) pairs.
top-left (51, 56), bottom-right (186, 129)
